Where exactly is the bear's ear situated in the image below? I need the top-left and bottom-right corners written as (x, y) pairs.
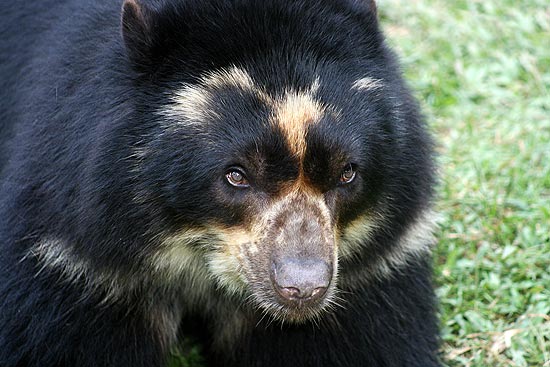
top-left (121, 0), bottom-right (157, 67)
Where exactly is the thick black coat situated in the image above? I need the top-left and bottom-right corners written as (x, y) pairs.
top-left (0, 0), bottom-right (440, 366)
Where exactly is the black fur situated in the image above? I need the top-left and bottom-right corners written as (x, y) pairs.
top-left (0, 0), bottom-right (440, 366)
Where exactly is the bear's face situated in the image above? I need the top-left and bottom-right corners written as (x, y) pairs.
top-left (118, 0), bottom-right (434, 324)
top-left (142, 66), bottom-right (388, 323)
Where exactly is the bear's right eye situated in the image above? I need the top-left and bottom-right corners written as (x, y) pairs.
top-left (226, 169), bottom-right (250, 188)
top-left (339, 163), bottom-right (356, 185)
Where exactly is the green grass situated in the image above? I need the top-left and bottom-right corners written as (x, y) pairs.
top-left (170, 1), bottom-right (550, 365)
top-left (381, 0), bottom-right (550, 365)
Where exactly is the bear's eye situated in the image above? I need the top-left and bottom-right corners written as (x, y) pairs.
top-left (226, 169), bottom-right (250, 188)
top-left (340, 163), bottom-right (356, 184)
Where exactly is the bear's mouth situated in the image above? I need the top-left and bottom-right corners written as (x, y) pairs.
top-left (253, 274), bottom-right (338, 324)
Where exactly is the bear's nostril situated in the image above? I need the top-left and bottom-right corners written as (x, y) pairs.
top-left (310, 286), bottom-right (328, 299)
top-left (271, 258), bottom-right (331, 304)
top-left (277, 286), bottom-right (301, 300)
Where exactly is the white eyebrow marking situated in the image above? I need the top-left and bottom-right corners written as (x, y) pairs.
top-left (159, 66), bottom-right (267, 126)
top-left (351, 76), bottom-right (385, 91)
top-left (339, 208), bottom-right (439, 279)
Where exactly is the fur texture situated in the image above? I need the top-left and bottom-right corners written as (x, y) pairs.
top-left (0, 0), bottom-right (440, 366)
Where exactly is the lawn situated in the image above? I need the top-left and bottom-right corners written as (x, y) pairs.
top-left (170, 0), bottom-right (550, 365)
top-left (381, 0), bottom-right (550, 365)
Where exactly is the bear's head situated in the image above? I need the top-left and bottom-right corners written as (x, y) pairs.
top-left (118, 0), bottom-right (435, 323)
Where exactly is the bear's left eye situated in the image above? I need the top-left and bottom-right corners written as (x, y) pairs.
top-left (340, 163), bottom-right (356, 184)
top-left (226, 169), bottom-right (250, 188)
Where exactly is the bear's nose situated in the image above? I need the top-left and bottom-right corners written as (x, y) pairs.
top-left (271, 258), bottom-right (331, 303)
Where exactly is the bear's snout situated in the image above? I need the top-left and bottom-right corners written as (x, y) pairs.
top-left (270, 257), bottom-right (331, 305)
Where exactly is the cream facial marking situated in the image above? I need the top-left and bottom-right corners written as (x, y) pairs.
top-left (155, 226), bottom-right (255, 298)
top-left (152, 225), bottom-right (256, 298)
top-left (153, 228), bottom-right (239, 308)
top-left (339, 209), bottom-right (439, 279)
top-left (351, 76), bottom-right (385, 92)
top-left (375, 209), bottom-right (439, 277)
top-left (201, 66), bottom-right (256, 91)
top-left (29, 234), bottom-right (212, 304)
top-left (26, 238), bottom-right (138, 302)
top-left (269, 80), bottom-right (327, 192)
top-left (164, 65), bottom-right (325, 155)
top-left (272, 90), bottom-right (325, 159)
top-left (337, 213), bottom-right (381, 259)
top-left (152, 228), bottom-right (212, 280)
top-left (205, 227), bottom-right (256, 296)
top-left (167, 83), bottom-right (217, 125)
top-left (159, 66), bottom-right (269, 126)
top-left (27, 238), bottom-right (94, 282)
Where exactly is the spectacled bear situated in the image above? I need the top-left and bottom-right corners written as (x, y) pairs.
top-left (0, 0), bottom-right (440, 366)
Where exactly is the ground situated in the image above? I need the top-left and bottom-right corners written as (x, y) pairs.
top-left (380, 0), bottom-right (550, 365)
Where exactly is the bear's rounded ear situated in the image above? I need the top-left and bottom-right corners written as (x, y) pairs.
top-left (121, 0), bottom-right (157, 67)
